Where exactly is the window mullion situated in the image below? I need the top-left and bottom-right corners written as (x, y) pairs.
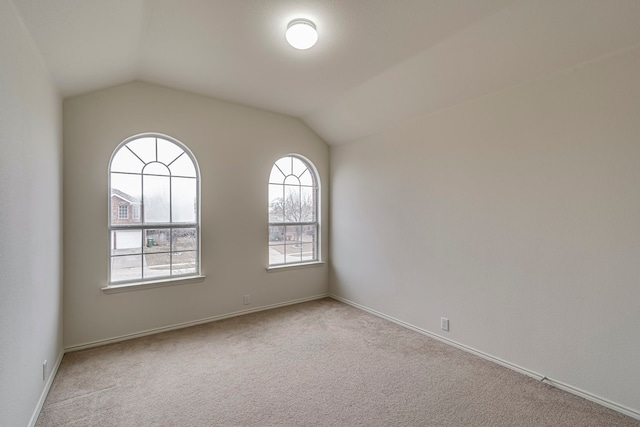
top-left (169, 166), bottom-right (173, 277)
top-left (166, 151), bottom-right (184, 167)
top-left (109, 135), bottom-right (199, 286)
top-left (140, 170), bottom-right (145, 280)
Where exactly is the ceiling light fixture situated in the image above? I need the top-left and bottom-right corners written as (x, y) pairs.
top-left (286, 19), bottom-right (318, 50)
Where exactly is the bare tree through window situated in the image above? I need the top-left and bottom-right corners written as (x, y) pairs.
top-left (268, 155), bottom-right (319, 266)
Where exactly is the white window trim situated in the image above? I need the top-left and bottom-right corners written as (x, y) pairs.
top-left (108, 133), bottom-right (201, 288)
top-left (102, 274), bottom-right (206, 293)
top-left (266, 261), bottom-right (325, 272)
top-left (268, 154), bottom-right (321, 268)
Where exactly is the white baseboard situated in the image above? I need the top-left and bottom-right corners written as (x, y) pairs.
top-left (29, 351), bottom-right (64, 427)
top-left (329, 294), bottom-right (640, 421)
top-left (65, 293), bottom-right (329, 352)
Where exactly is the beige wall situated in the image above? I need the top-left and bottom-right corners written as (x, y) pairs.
top-left (330, 46), bottom-right (640, 414)
top-left (63, 82), bottom-right (329, 348)
top-left (0, 1), bottom-right (63, 425)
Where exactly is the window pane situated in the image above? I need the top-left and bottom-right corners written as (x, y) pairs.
top-left (284, 185), bottom-right (301, 222)
top-left (143, 229), bottom-right (170, 253)
top-left (173, 228), bottom-right (197, 251)
top-left (299, 168), bottom-right (313, 186)
top-left (169, 153), bottom-right (196, 177)
top-left (111, 173), bottom-right (142, 200)
top-left (111, 229), bottom-right (142, 256)
top-left (268, 184), bottom-right (284, 222)
top-left (292, 157), bottom-right (307, 177)
top-left (269, 225), bottom-right (285, 244)
top-left (285, 225), bottom-right (302, 244)
top-left (301, 186), bottom-right (315, 222)
top-left (157, 138), bottom-right (184, 165)
top-left (269, 244), bottom-right (285, 265)
top-left (172, 177), bottom-right (197, 223)
top-left (111, 173), bottom-right (141, 225)
top-left (111, 146), bottom-right (144, 173)
top-left (284, 175), bottom-right (300, 186)
top-left (300, 225), bottom-right (317, 262)
top-left (126, 137), bottom-right (156, 163)
top-left (284, 224), bottom-right (304, 263)
top-left (144, 162), bottom-right (170, 176)
top-left (144, 253), bottom-right (170, 279)
top-left (111, 255), bottom-right (142, 282)
top-left (275, 156), bottom-right (292, 176)
top-left (173, 251), bottom-right (197, 276)
top-left (269, 166), bottom-right (285, 184)
top-left (143, 175), bottom-right (170, 223)
top-left (285, 242), bottom-right (303, 264)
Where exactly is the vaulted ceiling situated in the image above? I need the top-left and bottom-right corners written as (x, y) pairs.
top-left (11, 0), bottom-right (640, 144)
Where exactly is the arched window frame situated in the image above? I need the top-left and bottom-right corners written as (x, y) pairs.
top-left (268, 154), bottom-right (320, 267)
top-left (107, 133), bottom-right (201, 289)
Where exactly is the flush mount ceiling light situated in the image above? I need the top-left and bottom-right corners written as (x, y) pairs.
top-left (286, 19), bottom-right (318, 50)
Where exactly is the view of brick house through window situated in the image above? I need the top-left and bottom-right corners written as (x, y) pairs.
top-left (114, 189), bottom-right (138, 222)
top-left (109, 134), bottom-right (200, 285)
top-left (268, 155), bottom-right (319, 266)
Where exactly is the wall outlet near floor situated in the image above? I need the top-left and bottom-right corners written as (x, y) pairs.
top-left (43, 360), bottom-right (47, 381)
top-left (441, 317), bottom-right (449, 332)
top-left (244, 295), bottom-right (251, 305)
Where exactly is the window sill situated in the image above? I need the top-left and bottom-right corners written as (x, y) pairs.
top-left (102, 275), bottom-right (206, 294)
top-left (266, 261), bottom-right (325, 272)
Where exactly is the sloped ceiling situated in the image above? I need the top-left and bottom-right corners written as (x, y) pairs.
top-left (11, 0), bottom-right (640, 144)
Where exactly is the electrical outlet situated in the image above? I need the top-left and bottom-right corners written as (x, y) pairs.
top-left (243, 295), bottom-right (250, 305)
top-left (441, 317), bottom-right (449, 331)
top-left (43, 360), bottom-right (47, 381)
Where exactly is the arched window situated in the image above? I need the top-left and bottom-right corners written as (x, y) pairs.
top-left (268, 155), bottom-right (319, 266)
top-left (109, 134), bottom-right (200, 285)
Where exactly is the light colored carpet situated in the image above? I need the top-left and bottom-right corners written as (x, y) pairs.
top-left (36, 298), bottom-right (639, 426)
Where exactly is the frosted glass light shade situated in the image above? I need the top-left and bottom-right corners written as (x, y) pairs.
top-left (286, 19), bottom-right (318, 50)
